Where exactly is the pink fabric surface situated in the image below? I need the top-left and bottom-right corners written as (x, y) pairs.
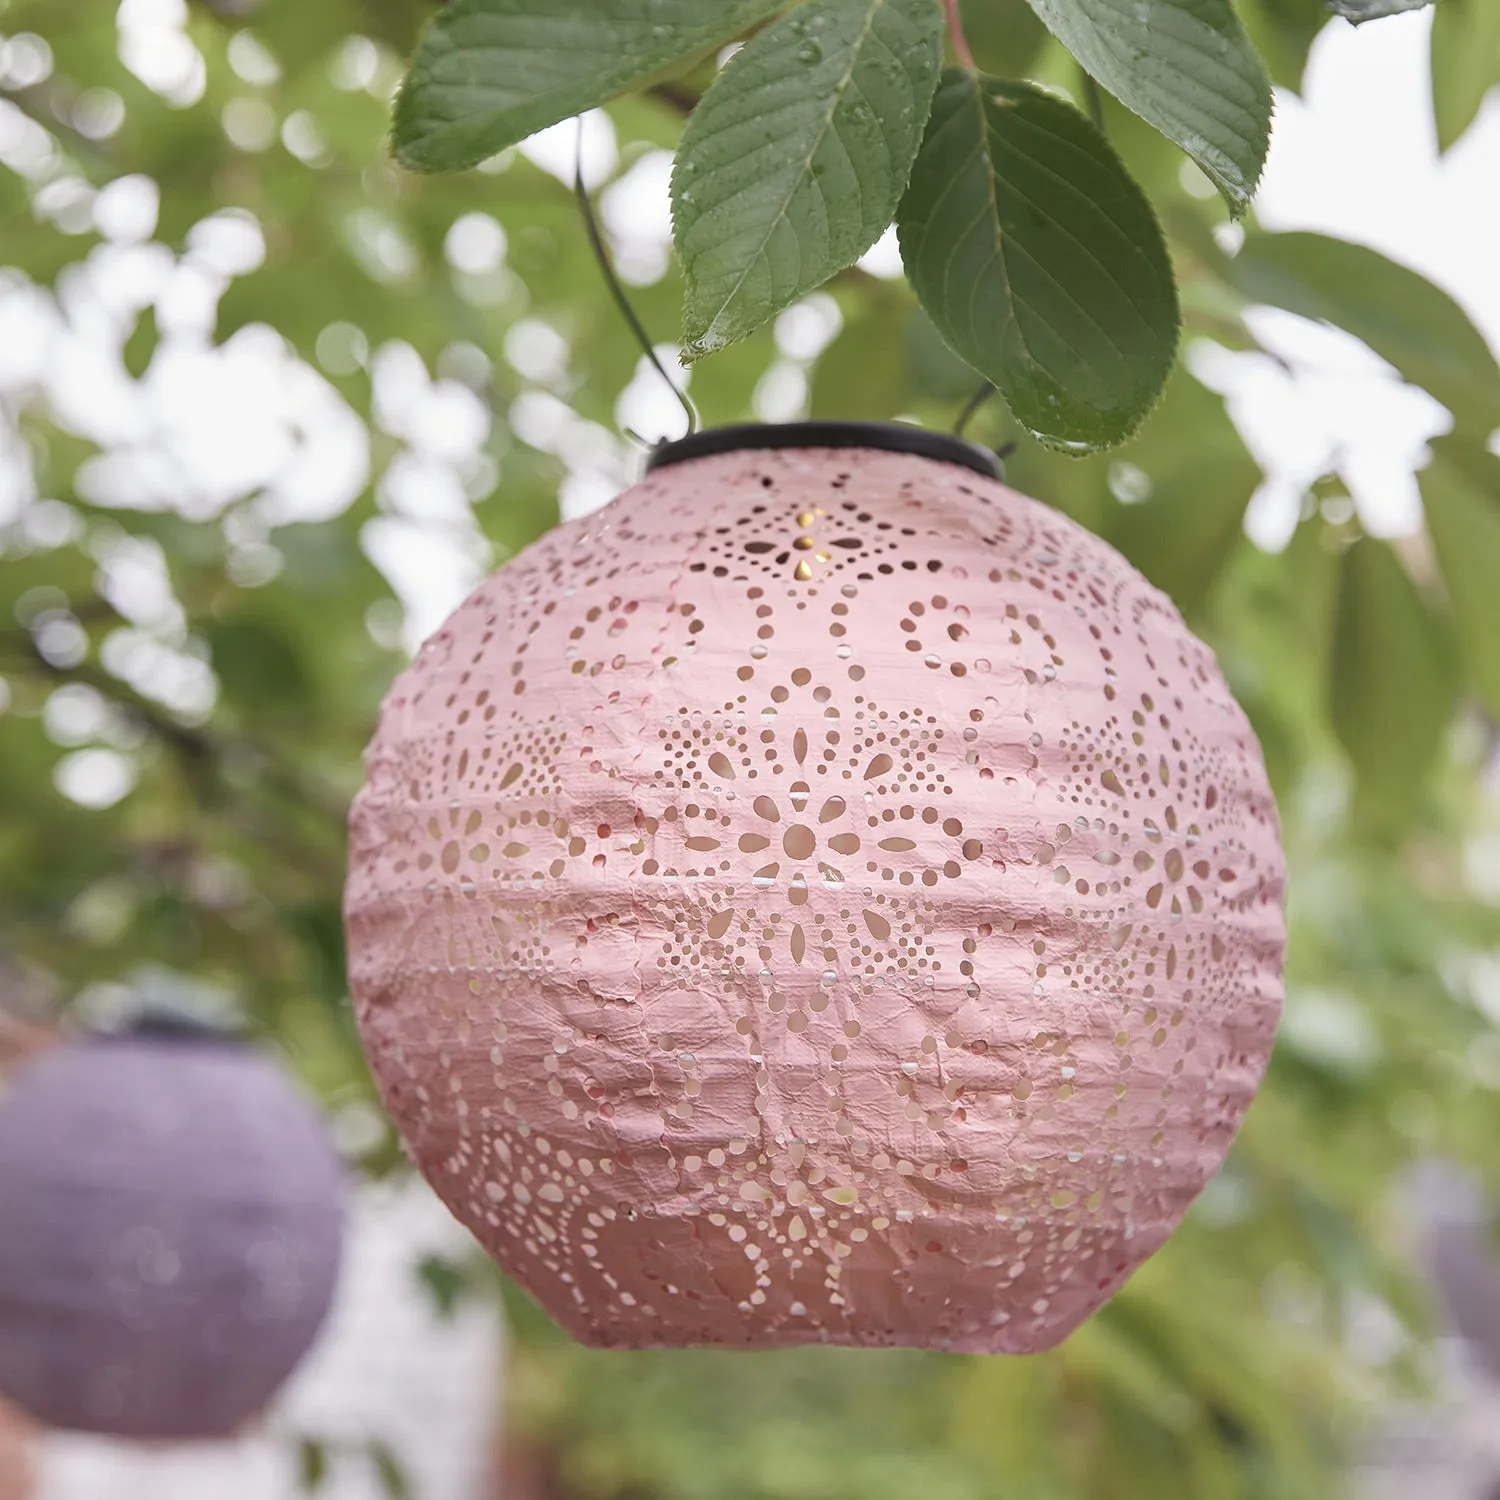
top-left (345, 443), bottom-right (1285, 1352)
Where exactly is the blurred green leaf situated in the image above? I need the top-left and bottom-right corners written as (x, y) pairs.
top-left (284, 902), bottom-right (351, 1007)
top-left (370, 1441), bottom-right (413, 1500)
top-left (122, 305), bottom-right (158, 383)
top-left (1429, 0), bottom-right (1500, 152)
top-left (1226, 230), bottom-right (1500, 428)
top-left (1421, 434), bottom-right (1500, 720)
top-left (393, 0), bottom-right (782, 171)
top-left (1329, 538), bottom-right (1458, 834)
top-left (496, 1269), bottom-right (572, 1346)
top-left (1020, 0), bottom-right (1272, 216)
top-left (810, 297), bottom-right (912, 421)
top-left (298, 1437), bottom-right (328, 1493)
top-left (674, 0), bottom-right (943, 359)
top-left (1236, 0), bottom-right (1327, 90)
top-left (416, 1253), bottom-right (471, 1321)
top-left (949, 1355), bottom-right (1064, 1487)
top-left (205, 616), bottom-right (316, 722)
top-left (897, 73), bottom-right (1179, 453)
top-left (961, 0), bottom-right (1051, 75)
top-left (907, 306), bottom-right (988, 403)
top-left (1104, 369), bottom-right (1260, 616)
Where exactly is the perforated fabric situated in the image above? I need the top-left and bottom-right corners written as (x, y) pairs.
top-left (345, 442), bottom-right (1285, 1352)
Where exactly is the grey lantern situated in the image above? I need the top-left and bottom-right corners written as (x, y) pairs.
top-left (0, 1019), bottom-right (344, 1439)
top-left (1407, 1159), bottom-right (1500, 1378)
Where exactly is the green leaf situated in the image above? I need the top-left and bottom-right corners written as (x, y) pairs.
top-left (298, 1438), bottom-right (328, 1494)
top-left (416, 1252), bottom-right (470, 1320)
top-left (810, 294), bottom-right (912, 420)
top-left (1019, 0), bottom-right (1272, 216)
top-left (393, 0), bottom-right (782, 173)
top-left (123, 305), bottom-right (158, 382)
top-left (205, 617), bottom-right (316, 722)
top-left (494, 1270), bottom-right (573, 1345)
top-left (1430, 0), bottom-right (1500, 153)
top-left (1329, 538), bottom-right (1457, 834)
top-left (1326, 0), bottom-right (1430, 21)
top-left (1104, 369), bottom-right (1259, 615)
top-left (1420, 434), bottom-right (1500, 720)
top-left (673, 0), bottom-right (943, 359)
top-left (1225, 231), bottom-right (1500, 428)
top-left (370, 1442), bottom-right (413, 1500)
top-left (962, 0), bottom-right (1050, 76)
top-left (284, 902), bottom-right (350, 1006)
top-left (1236, 0), bottom-right (1326, 90)
top-left (908, 306), bottom-right (986, 400)
top-left (896, 72), bottom-right (1179, 454)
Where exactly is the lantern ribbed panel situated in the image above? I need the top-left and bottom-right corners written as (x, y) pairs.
top-left (345, 443), bottom-right (1285, 1352)
top-left (0, 1037), bottom-right (344, 1437)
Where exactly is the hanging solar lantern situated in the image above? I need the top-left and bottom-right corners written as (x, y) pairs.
top-left (0, 1016), bottom-right (344, 1438)
top-left (1406, 1158), bottom-right (1500, 1380)
top-left (345, 422), bottom-right (1285, 1352)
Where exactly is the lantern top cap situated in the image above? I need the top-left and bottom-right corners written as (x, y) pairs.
top-left (645, 421), bottom-right (1002, 482)
top-left (104, 1004), bottom-right (244, 1046)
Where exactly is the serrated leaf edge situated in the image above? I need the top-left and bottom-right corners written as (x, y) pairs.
top-left (674, 0), bottom-right (939, 360)
top-left (901, 71), bottom-right (1181, 456)
top-left (391, 0), bottom-right (781, 174)
top-left (1023, 0), bottom-right (1273, 218)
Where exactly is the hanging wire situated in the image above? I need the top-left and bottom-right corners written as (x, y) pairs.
top-left (573, 121), bottom-right (699, 437)
top-left (953, 381), bottom-right (996, 437)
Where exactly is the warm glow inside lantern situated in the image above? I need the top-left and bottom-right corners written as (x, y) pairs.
top-left (0, 1021), bottom-right (344, 1437)
top-left (345, 422), bottom-right (1285, 1353)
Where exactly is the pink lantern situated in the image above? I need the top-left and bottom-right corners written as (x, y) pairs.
top-left (345, 423), bottom-right (1285, 1352)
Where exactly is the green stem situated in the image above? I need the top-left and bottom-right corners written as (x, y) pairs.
top-left (943, 0), bottom-right (976, 69)
top-left (953, 381), bottom-right (996, 437)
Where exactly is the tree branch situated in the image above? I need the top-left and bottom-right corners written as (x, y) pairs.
top-left (647, 80), bottom-right (701, 117)
top-left (0, 629), bottom-right (349, 834)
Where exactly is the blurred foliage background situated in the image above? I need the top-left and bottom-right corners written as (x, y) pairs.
top-left (2, 1), bottom-right (1500, 1497)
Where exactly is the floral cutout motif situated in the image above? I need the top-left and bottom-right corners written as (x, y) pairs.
top-left (345, 441), bottom-right (1284, 1357)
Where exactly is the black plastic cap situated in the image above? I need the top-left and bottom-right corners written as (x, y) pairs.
top-left (645, 421), bottom-right (1002, 482)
